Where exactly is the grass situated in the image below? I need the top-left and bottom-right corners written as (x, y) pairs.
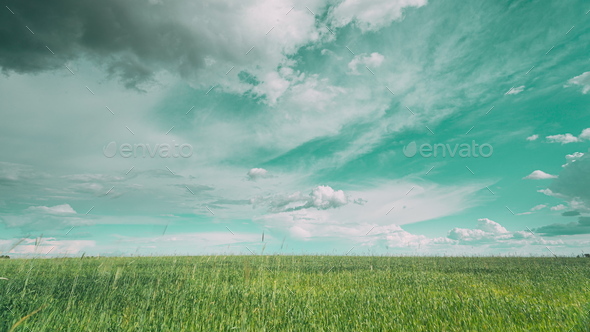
top-left (0, 256), bottom-right (589, 331)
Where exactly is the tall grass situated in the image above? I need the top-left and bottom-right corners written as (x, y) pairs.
top-left (0, 256), bottom-right (588, 331)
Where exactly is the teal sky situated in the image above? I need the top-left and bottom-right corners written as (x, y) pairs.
top-left (1, 0), bottom-right (590, 257)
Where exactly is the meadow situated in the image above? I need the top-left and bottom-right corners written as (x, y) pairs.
top-left (0, 256), bottom-right (589, 331)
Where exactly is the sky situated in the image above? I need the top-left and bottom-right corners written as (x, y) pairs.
top-left (1, 0), bottom-right (590, 257)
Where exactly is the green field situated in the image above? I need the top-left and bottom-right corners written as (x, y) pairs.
top-left (0, 256), bottom-right (589, 331)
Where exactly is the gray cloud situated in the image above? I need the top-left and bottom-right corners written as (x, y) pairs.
top-left (561, 210), bottom-right (581, 217)
top-left (548, 152), bottom-right (590, 211)
top-left (1, 0), bottom-right (206, 90)
top-left (534, 217), bottom-right (590, 236)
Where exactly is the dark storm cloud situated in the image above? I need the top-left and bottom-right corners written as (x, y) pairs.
top-left (0, 0), bottom-right (205, 90)
top-left (534, 217), bottom-right (590, 236)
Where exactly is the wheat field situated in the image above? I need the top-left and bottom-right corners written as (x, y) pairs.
top-left (0, 256), bottom-right (589, 331)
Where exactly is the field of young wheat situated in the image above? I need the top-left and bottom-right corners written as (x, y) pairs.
top-left (0, 256), bottom-right (588, 331)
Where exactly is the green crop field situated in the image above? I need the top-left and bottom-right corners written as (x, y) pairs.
top-left (0, 256), bottom-right (589, 331)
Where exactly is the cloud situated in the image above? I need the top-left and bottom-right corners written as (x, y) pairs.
top-left (566, 71), bottom-right (590, 94)
top-left (477, 218), bottom-right (510, 234)
top-left (517, 204), bottom-right (546, 215)
top-left (505, 85), bottom-right (525, 95)
top-left (365, 224), bottom-right (434, 248)
top-left (247, 168), bottom-right (270, 181)
top-left (26, 204), bottom-right (76, 214)
top-left (289, 225), bottom-right (312, 239)
top-left (353, 198), bottom-right (368, 205)
top-left (534, 217), bottom-right (590, 236)
top-left (348, 52), bottom-right (385, 75)
top-left (537, 188), bottom-right (559, 197)
top-left (546, 133), bottom-right (581, 144)
top-left (444, 218), bottom-right (568, 247)
top-left (550, 204), bottom-right (566, 211)
top-left (252, 185), bottom-right (348, 212)
top-left (523, 170), bottom-right (557, 180)
top-left (563, 152), bottom-right (585, 167)
top-left (2, 237), bottom-right (96, 256)
top-left (0, 0), bottom-right (324, 93)
top-left (526, 134), bottom-right (538, 141)
top-left (580, 128), bottom-right (590, 140)
top-left (545, 128), bottom-right (590, 144)
top-left (561, 210), bottom-right (580, 217)
top-left (448, 218), bottom-right (510, 243)
top-left (329, 0), bottom-right (427, 32)
top-left (308, 185), bottom-right (348, 209)
top-left (1, 204), bottom-right (89, 230)
top-left (549, 153), bottom-right (590, 212)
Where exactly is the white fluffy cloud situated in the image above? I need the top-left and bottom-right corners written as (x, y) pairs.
top-left (546, 133), bottom-right (581, 144)
top-left (546, 128), bottom-right (590, 144)
top-left (526, 134), bottom-right (538, 141)
top-left (329, 0), bottom-right (428, 32)
top-left (308, 185), bottom-right (348, 209)
top-left (523, 170), bottom-right (557, 180)
top-left (448, 218), bottom-right (509, 242)
top-left (566, 71), bottom-right (590, 94)
top-left (579, 128), bottom-right (590, 140)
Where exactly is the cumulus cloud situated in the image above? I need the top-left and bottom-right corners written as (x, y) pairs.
top-left (523, 170), bottom-right (557, 180)
top-left (252, 185), bottom-right (348, 212)
top-left (505, 85), bottom-right (525, 95)
top-left (448, 218), bottom-right (510, 243)
top-left (566, 71), bottom-right (590, 94)
top-left (348, 52), bottom-right (385, 75)
top-left (580, 128), bottom-right (590, 140)
top-left (308, 185), bottom-right (348, 209)
top-left (329, 0), bottom-right (427, 32)
top-left (546, 128), bottom-right (590, 144)
top-left (531, 204), bottom-right (546, 211)
top-left (526, 134), bottom-right (539, 141)
top-left (546, 133), bottom-right (581, 144)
